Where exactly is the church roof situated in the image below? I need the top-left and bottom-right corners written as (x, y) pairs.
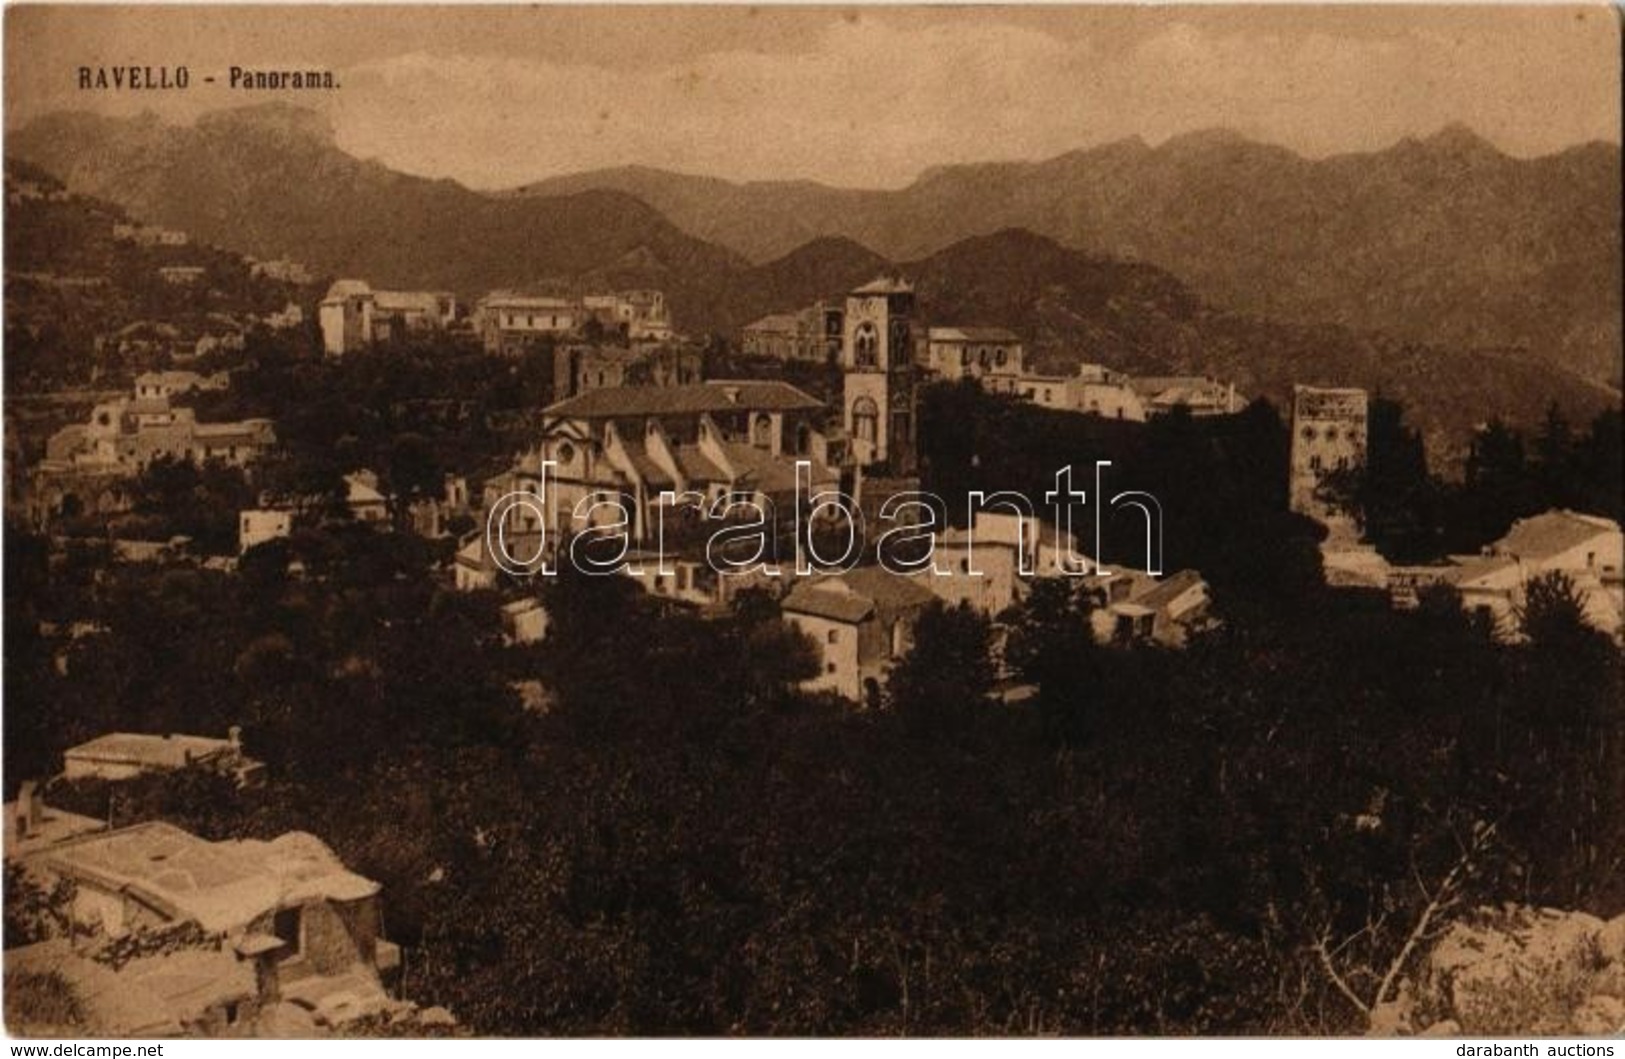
top-left (545, 381), bottom-right (822, 420)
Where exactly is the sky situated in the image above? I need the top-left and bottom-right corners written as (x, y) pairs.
top-left (5, 4), bottom-right (1621, 190)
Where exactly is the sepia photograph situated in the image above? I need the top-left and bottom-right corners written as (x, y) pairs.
top-left (1, 1), bottom-right (1622, 1044)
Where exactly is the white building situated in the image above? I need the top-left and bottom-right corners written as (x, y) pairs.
top-left (63, 729), bottom-right (264, 786)
top-left (781, 567), bottom-right (936, 704)
top-left (239, 508), bottom-right (293, 553)
top-left (1416, 510), bottom-right (1624, 640)
top-left (319, 280), bottom-right (457, 356)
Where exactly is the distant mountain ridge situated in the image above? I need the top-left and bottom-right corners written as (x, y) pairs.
top-left (8, 105), bottom-right (748, 328)
top-left (515, 124), bottom-right (1624, 385)
top-left (8, 105), bottom-right (1618, 463)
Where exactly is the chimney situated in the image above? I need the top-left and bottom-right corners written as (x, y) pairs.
top-left (228, 725), bottom-right (243, 749)
top-left (16, 779), bottom-right (41, 838)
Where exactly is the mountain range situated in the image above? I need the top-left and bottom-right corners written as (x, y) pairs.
top-left (516, 126), bottom-right (1623, 385)
top-left (7, 103), bottom-right (1619, 461)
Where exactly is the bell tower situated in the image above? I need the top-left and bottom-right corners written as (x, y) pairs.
top-left (841, 276), bottom-right (918, 472)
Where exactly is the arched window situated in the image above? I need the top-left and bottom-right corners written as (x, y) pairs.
top-left (752, 414), bottom-right (774, 449)
top-left (995, 348), bottom-right (1007, 367)
top-left (852, 396), bottom-right (879, 443)
top-left (827, 629), bottom-right (839, 645)
top-left (854, 323), bottom-right (878, 367)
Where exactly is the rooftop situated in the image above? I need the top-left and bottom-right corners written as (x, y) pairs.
top-left (783, 565), bottom-right (936, 624)
top-left (852, 275), bottom-right (914, 296)
top-left (480, 291), bottom-right (575, 310)
top-left (373, 289), bottom-right (450, 314)
top-left (743, 312), bottom-right (801, 333)
top-left (1133, 569), bottom-right (1207, 611)
top-left (929, 326), bottom-right (1021, 344)
top-left (65, 732), bottom-right (239, 771)
top-left (32, 822), bottom-right (380, 934)
top-left (322, 279), bottom-right (372, 300)
top-left (1494, 509), bottom-right (1620, 562)
top-left (715, 441), bottom-right (836, 495)
top-left (545, 381), bottom-right (822, 420)
top-left (6, 939), bottom-right (255, 1037)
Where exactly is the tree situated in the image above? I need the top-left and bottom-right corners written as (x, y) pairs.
top-left (1306, 821), bottom-right (1499, 1031)
top-left (1517, 570), bottom-right (1597, 649)
top-left (4, 864), bottom-right (76, 948)
top-left (886, 601), bottom-right (996, 729)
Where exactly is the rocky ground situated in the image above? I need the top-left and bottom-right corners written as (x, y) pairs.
top-left (1372, 905), bottom-right (1625, 1036)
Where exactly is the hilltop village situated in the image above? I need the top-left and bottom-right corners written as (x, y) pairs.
top-left (4, 161), bottom-right (1622, 1038)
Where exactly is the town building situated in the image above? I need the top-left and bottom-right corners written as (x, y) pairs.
top-left (500, 598), bottom-right (550, 645)
top-left (5, 782), bottom-right (106, 859)
top-left (741, 302), bottom-right (844, 363)
top-left (319, 279), bottom-right (458, 356)
top-left (922, 327), bottom-right (1026, 390)
top-left (1127, 375), bottom-right (1242, 419)
top-left (781, 566), bottom-right (936, 704)
top-left (38, 382), bottom-right (274, 492)
top-left (1092, 568), bottom-right (1212, 648)
top-left (520, 380), bottom-right (837, 549)
top-left (6, 171), bottom-right (70, 205)
top-left (554, 343), bottom-right (704, 399)
top-left (582, 290), bottom-right (673, 341)
top-left (1289, 385), bottom-right (1369, 522)
top-left (113, 222), bottom-right (189, 247)
top-left (134, 370), bottom-right (228, 402)
top-left (1393, 510), bottom-right (1623, 640)
top-left (247, 258), bottom-right (314, 284)
top-left (1068, 364), bottom-right (1149, 420)
top-left (476, 292), bottom-right (581, 355)
top-left (264, 302), bottom-right (305, 330)
top-left (1013, 373), bottom-right (1076, 411)
top-left (477, 289), bottom-right (673, 356)
top-left (239, 472), bottom-right (392, 553)
top-left (157, 265), bottom-right (207, 285)
top-left (406, 475), bottom-right (471, 540)
top-left (63, 728), bottom-right (264, 787)
top-left (5, 813), bottom-right (406, 1029)
top-left (239, 507), bottom-right (293, 553)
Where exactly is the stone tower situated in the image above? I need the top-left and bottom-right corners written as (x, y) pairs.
top-left (840, 276), bottom-right (918, 472)
top-left (1289, 384), bottom-right (1369, 522)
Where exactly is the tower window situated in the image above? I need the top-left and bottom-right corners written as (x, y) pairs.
top-left (852, 396), bottom-right (879, 444)
top-left (854, 324), bottom-right (879, 368)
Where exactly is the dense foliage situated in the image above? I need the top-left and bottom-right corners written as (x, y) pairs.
top-left (7, 477), bottom-right (1618, 1035)
top-left (5, 315), bottom-right (1620, 1037)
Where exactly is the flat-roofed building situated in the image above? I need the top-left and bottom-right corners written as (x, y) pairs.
top-left (63, 729), bottom-right (264, 786)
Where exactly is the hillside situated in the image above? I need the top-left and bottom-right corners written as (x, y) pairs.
top-left (3, 158), bottom-right (309, 393)
top-left (8, 105), bottom-right (747, 332)
top-left (893, 230), bottom-right (1618, 464)
top-left (516, 127), bottom-right (1623, 385)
